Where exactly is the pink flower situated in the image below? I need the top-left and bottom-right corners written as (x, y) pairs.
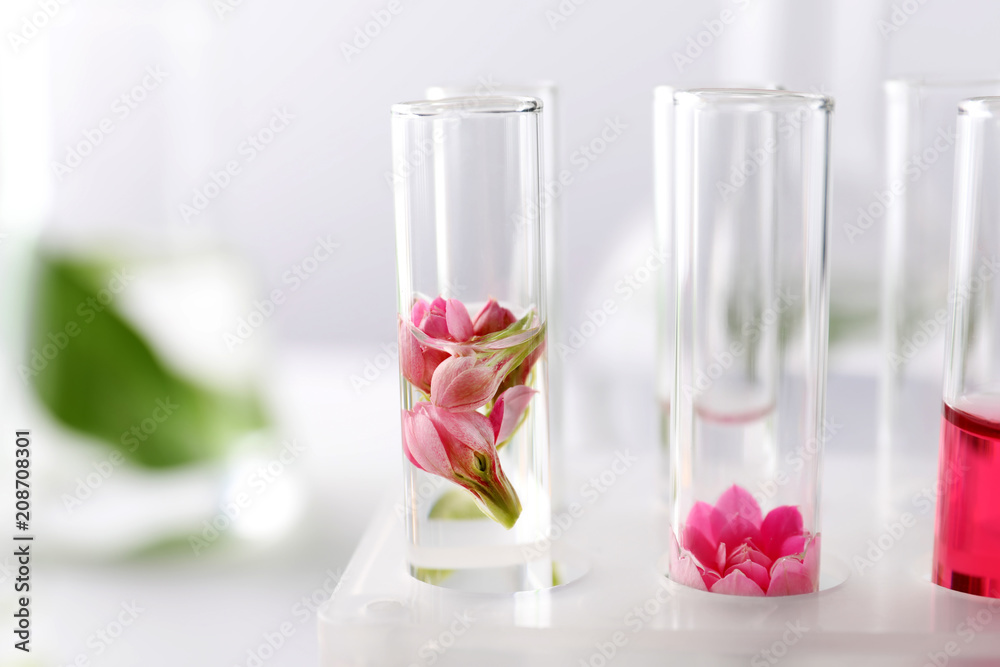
top-left (399, 298), bottom-right (474, 394)
top-left (498, 339), bottom-right (545, 396)
top-left (413, 297), bottom-right (474, 342)
top-left (399, 319), bottom-right (448, 395)
top-left (429, 335), bottom-right (541, 412)
top-left (398, 295), bottom-right (544, 530)
top-left (402, 402), bottom-right (521, 528)
top-left (473, 298), bottom-right (517, 336)
top-left (471, 298), bottom-right (543, 396)
top-left (670, 485), bottom-right (819, 597)
top-left (489, 385), bottom-right (537, 447)
top-left (429, 356), bottom-right (507, 411)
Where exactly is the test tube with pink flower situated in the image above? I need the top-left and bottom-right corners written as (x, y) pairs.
top-left (391, 97), bottom-right (552, 591)
top-left (668, 90), bottom-right (833, 596)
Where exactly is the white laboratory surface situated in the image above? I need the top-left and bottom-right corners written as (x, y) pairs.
top-left (318, 373), bottom-right (1000, 666)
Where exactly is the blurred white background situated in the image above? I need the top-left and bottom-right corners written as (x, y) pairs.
top-left (1, 0), bottom-right (999, 665)
top-left (3, 0), bottom-right (1000, 350)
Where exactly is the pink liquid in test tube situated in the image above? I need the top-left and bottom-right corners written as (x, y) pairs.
top-left (933, 398), bottom-right (1000, 598)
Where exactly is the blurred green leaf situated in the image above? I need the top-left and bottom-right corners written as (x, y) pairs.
top-left (428, 488), bottom-right (488, 520)
top-left (28, 253), bottom-right (267, 469)
top-left (412, 567), bottom-right (454, 585)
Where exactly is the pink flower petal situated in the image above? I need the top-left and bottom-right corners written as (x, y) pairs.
top-left (473, 299), bottom-right (517, 336)
top-left (760, 506), bottom-right (804, 561)
top-left (748, 547), bottom-right (772, 569)
top-left (711, 486), bottom-right (763, 549)
top-left (701, 569), bottom-right (722, 590)
top-left (767, 571), bottom-right (814, 597)
top-left (399, 312), bottom-right (453, 394)
top-left (422, 312), bottom-right (450, 339)
top-left (717, 515), bottom-right (761, 549)
top-left (446, 299), bottom-right (474, 342)
top-left (413, 297), bottom-right (450, 339)
top-left (417, 404), bottom-right (522, 528)
top-left (399, 320), bottom-right (427, 392)
top-left (427, 404), bottom-right (496, 454)
top-left (430, 356), bottom-right (501, 411)
top-left (767, 556), bottom-right (815, 596)
top-left (716, 484), bottom-right (763, 528)
top-left (804, 534), bottom-right (820, 581)
top-left (724, 560), bottom-right (771, 592)
top-left (724, 547), bottom-right (744, 570)
top-left (517, 340), bottom-right (544, 383)
top-left (683, 524), bottom-right (722, 574)
top-left (710, 569), bottom-right (766, 596)
top-left (687, 501), bottom-right (724, 545)
top-left (401, 407), bottom-right (451, 478)
top-left (670, 553), bottom-right (708, 591)
top-left (424, 348), bottom-right (450, 384)
top-left (778, 534), bottom-right (807, 558)
top-left (411, 299), bottom-right (430, 326)
top-left (489, 386), bottom-right (537, 444)
top-left (669, 529), bottom-right (681, 561)
top-left (725, 543), bottom-right (773, 571)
